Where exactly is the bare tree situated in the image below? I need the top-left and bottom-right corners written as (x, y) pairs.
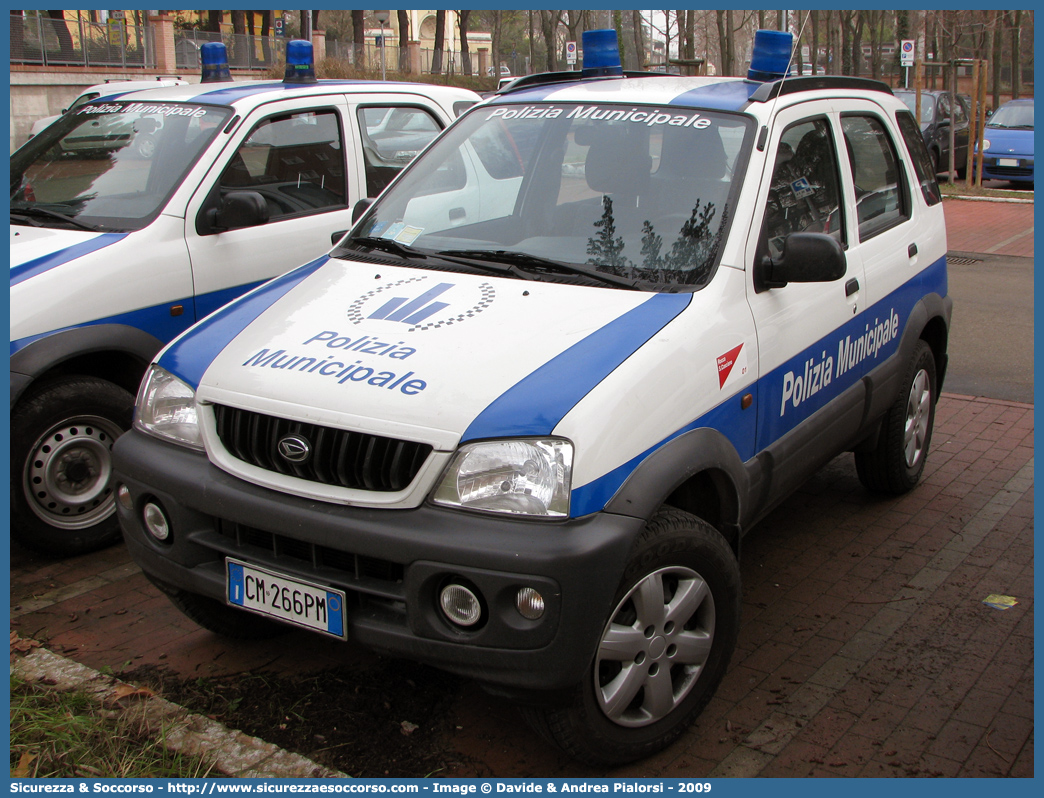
top-left (539, 10), bottom-right (562, 72)
top-left (46, 10), bottom-right (75, 61)
top-left (261, 10), bottom-right (272, 65)
top-left (1011, 9), bottom-right (1022, 98)
top-left (810, 10), bottom-right (820, 75)
top-left (231, 10), bottom-right (247, 66)
top-left (458, 10), bottom-right (472, 76)
top-left (492, 9), bottom-right (502, 76)
top-left (430, 10), bottom-right (446, 75)
top-left (633, 10), bottom-right (646, 69)
top-left (398, 10), bottom-right (410, 73)
top-left (352, 10), bottom-right (365, 67)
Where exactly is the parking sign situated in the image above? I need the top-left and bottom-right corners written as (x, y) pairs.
top-left (900, 39), bottom-right (915, 67)
top-left (566, 41), bottom-right (577, 65)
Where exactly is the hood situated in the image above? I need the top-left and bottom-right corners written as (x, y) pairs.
top-left (164, 257), bottom-right (690, 451)
top-left (983, 126), bottom-right (1034, 157)
top-left (10, 226), bottom-right (127, 287)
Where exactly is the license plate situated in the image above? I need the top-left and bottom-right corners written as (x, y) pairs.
top-left (999, 158), bottom-right (1019, 167)
top-left (226, 559), bottom-right (346, 638)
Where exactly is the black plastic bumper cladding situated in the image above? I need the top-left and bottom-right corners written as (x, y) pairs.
top-left (113, 430), bottom-right (644, 692)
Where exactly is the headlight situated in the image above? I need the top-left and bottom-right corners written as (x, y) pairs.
top-left (134, 365), bottom-right (204, 450)
top-left (982, 138), bottom-right (991, 151)
top-left (433, 438), bottom-right (572, 517)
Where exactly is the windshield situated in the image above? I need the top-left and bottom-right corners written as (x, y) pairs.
top-left (343, 101), bottom-right (754, 290)
top-left (894, 93), bottom-right (936, 126)
top-left (988, 102), bottom-right (1034, 129)
top-left (11, 100), bottom-right (232, 232)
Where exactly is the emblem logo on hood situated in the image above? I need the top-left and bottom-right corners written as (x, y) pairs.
top-left (277, 435), bottom-right (311, 463)
top-left (347, 276), bottom-right (495, 331)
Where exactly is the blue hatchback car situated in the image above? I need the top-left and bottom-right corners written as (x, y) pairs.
top-left (977, 98), bottom-right (1034, 184)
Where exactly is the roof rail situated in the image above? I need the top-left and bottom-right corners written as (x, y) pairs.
top-left (749, 75), bottom-right (893, 103)
top-left (496, 69), bottom-right (662, 95)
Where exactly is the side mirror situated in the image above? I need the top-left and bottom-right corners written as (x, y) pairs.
top-left (352, 197), bottom-right (374, 223)
top-left (331, 230), bottom-right (348, 246)
top-left (756, 233), bottom-right (846, 292)
top-left (208, 191), bottom-right (269, 232)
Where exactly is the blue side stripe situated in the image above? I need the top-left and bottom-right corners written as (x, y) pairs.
top-left (158, 256), bottom-right (330, 390)
top-left (570, 256), bottom-right (950, 517)
top-left (668, 80), bottom-right (759, 111)
top-left (10, 280), bottom-right (270, 358)
top-left (571, 397), bottom-right (749, 517)
top-left (11, 233), bottom-right (127, 286)
top-left (461, 292), bottom-right (691, 442)
top-left (11, 298), bottom-right (196, 358)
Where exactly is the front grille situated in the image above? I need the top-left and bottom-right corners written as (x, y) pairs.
top-left (213, 404), bottom-right (432, 492)
top-left (216, 521), bottom-right (405, 588)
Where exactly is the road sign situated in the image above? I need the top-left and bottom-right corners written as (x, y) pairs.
top-left (566, 40), bottom-right (577, 65)
top-left (900, 39), bottom-right (915, 67)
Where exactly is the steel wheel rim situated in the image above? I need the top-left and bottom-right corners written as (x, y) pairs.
top-left (23, 415), bottom-right (123, 530)
top-left (904, 368), bottom-right (932, 468)
top-left (594, 566), bottom-right (715, 728)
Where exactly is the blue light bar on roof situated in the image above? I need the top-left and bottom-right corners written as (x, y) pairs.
top-left (582, 29), bottom-right (623, 78)
top-left (200, 42), bottom-right (232, 83)
top-left (284, 39), bottom-right (318, 84)
top-left (748, 29), bottom-right (793, 82)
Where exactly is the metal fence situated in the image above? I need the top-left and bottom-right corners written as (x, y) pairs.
top-left (11, 14), bottom-right (152, 68)
top-left (173, 29), bottom-right (286, 72)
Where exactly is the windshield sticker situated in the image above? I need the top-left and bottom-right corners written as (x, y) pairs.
top-left (381, 222), bottom-right (422, 242)
top-left (393, 225), bottom-right (423, 245)
top-left (346, 276), bottom-right (495, 332)
top-left (76, 102), bottom-right (210, 119)
top-left (790, 177), bottom-right (814, 199)
top-left (486, 105), bottom-right (713, 129)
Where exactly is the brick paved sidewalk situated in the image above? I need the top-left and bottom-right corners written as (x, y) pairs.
top-left (944, 197), bottom-right (1033, 258)
top-left (10, 394), bottom-right (1033, 777)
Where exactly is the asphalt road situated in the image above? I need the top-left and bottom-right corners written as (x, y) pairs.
top-left (944, 250), bottom-right (1034, 404)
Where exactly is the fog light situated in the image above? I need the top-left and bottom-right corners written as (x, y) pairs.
top-left (439, 583), bottom-right (481, 627)
top-left (117, 484), bottom-right (133, 510)
top-left (142, 501), bottom-right (170, 542)
top-left (516, 587), bottom-right (545, 620)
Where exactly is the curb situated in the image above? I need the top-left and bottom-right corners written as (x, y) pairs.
top-left (11, 644), bottom-right (346, 779)
top-left (942, 193), bottom-right (1033, 204)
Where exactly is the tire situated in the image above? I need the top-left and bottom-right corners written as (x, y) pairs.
top-left (856, 339), bottom-right (937, 495)
top-left (522, 508), bottom-right (741, 766)
top-left (135, 132), bottom-right (157, 159)
top-left (11, 377), bottom-right (135, 557)
top-left (145, 574), bottom-right (286, 640)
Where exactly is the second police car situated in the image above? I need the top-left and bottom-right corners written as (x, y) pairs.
top-left (113, 31), bottom-right (951, 764)
top-left (11, 41), bottom-right (479, 557)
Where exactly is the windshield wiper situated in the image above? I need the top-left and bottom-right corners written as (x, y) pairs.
top-left (346, 236), bottom-right (427, 260)
top-left (10, 206), bottom-right (101, 232)
top-left (438, 249), bottom-right (640, 290)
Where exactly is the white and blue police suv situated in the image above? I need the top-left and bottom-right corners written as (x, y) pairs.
top-left (10, 41), bottom-right (479, 557)
top-left (113, 31), bottom-right (951, 764)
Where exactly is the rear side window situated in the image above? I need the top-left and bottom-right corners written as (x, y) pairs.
top-left (895, 110), bottom-right (942, 206)
top-left (841, 114), bottom-right (911, 240)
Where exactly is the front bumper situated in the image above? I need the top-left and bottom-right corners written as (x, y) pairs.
top-left (979, 154), bottom-right (1034, 183)
top-left (113, 429), bottom-right (644, 694)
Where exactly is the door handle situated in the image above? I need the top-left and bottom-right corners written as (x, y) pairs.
top-left (845, 278), bottom-right (860, 297)
top-left (908, 243), bottom-right (918, 258)
top-left (449, 207), bottom-right (466, 221)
